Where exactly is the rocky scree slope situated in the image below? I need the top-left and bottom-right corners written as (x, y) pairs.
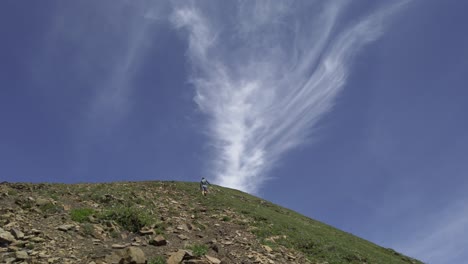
top-left (0, 181), bottom-right (422, 264)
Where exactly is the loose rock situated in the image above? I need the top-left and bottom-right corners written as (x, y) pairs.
top-left (149, 235), bottom-right (167, 246)
top-left (167, 250), bottom-right (187, 264)
top-left (11, 228), bottom-right (25, 240)
top-left (57, 224), bottom-right (75, 232)
top-left (15, 250), bottom-right (30, 260)
top-left (0, 228), bottom-right (15, 245)
top-left (205, 255), bottom-right (222, 264)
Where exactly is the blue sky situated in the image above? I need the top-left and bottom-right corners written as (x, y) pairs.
top-left (1, 1), bottom-right (467, 263)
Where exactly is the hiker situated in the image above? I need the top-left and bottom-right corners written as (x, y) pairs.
top-left (200, 177), bottom-right (211, 196)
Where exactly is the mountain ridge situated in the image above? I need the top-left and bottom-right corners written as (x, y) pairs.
top-left (0, 181), bottom-right (422, 264)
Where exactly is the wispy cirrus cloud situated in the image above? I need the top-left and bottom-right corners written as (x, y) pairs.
top-left (43, 2), bottom-right (170, 128)
top-left (171, 1), bottom-right (408, 193)
top-left (38, 1), bottom-right (171, 178)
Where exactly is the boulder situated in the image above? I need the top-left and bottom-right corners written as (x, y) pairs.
top-left (205, 255), bottom-right (222, 264)
top-left (11, 228), bottom-right (24, 240)
top-left (167, 250), bottom-right (187, 264)
top-left (57, 224), bottom-right (75, 232)
top-left (35, 197), bottom-right (50, 206)
top-left (105, 247), bottom-right (146, 264)
top-left (0, 228), bottom-right (15, 245)
top-left (262, 245), bottom-right (273, 253)
top-left (139, 228), bottom-right (155, 235)
top-left (105, 252), bottom-right (124, 264)
top-left (4, 258), bottom-right (16, 264)
top-left (111, 244), bottom-right (129, 249)
top-left (125, 247), bottom-right (146, 264)
top-left (149, 235), bottom-right (167, 246)
top-left (15, 250), bottom-right (30, 260)
top-left (177, 234), bottom-right (189, 240)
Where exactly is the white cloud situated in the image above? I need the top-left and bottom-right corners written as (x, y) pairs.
top-left (172, 1), bottom-right (408, 193)
top-left (43, 2), bottom-right (169, 128)
top-left (38, 2), bottom-right (169, 177)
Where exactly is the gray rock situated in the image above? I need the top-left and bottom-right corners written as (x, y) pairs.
top-left (149, 235), bottom-right (167, 246)
top-left (262, 245), bottom-right (273, 253)
top-left (4, 258), bottom-right (16, 264)
top-left (105, 251), bottom-right (125, 264)
top-left (11, 228), bottom-right (24, 240)
top-left (177, 234), bottom-right (189, 240)
top-left (125, 247), bottom-right (146, 264)
top-left (30, 229), bottom-right (42, 235)
top-left (57, 224), bottom-right (75, 232)
top-left (139, 228), bottom-right (155, 235)
top-left (105, 247), bottom-right (146, 264)
top-left (15, 250), bottom-right (30, 260)
top-left (30, 237), bottom-right (46, 243)
top-left (167, 250), bottom-right (187, 264)
top-left (111, 243), bottom-right (128, 249)
top-left (206, 255), bottom-right (222, 264)
top-left (0, 229), bottom-right (15, 245)
top-left (35, 197), bottom-right (50, 206)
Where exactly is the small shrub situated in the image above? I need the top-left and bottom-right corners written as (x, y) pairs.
top-left (7, 189), bottom-right (18, 196)
top-left (153, 222), bottom-right (166, 235)
top-left (148, 256), bottom-right (166, 264)
top-left (99, 206), bottom-right (152, 232)
top-left (49, 193), bottom-right (59, 201)
top-left (26, 243), bottom-right (35, 250)
top-left (17, 199), bottom-right (34, 209)
top-left (192, 221), bottom-right (206, 230)
top-left (110, 230), bottom-right (120, 238)
top-left (133, 197), bottom-right (145, 205)
top-left (222, 216), bottom-right (231, 222)
top-left (40, 202), bottom-right (62, 214)
top-left (71, 208), bottom-right (95, 223)
top-left (81, 223), bottom-right (95, 237)
top-left (187, 244), bottom-right (208, 257)
top-left (253, 215), bottom-right (268, 222)
top-left (295, 238), bottom-right (317, 255)
top-left (261, 239), bottom-right (276, 248)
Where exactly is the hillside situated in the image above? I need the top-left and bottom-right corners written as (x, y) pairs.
top-left (0, 181), bottom-right (422, 264)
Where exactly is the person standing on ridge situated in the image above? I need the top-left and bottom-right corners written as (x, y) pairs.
top-left (200, 177), bottom-right (211, 196)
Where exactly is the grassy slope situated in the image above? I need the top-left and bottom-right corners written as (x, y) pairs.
top-left (18, 181), bottom-right (421, 263)
top-left (171, 182), bottom-right (421, 264)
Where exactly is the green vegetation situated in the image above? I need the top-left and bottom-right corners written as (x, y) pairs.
top-left (48, 193), bottom-right (59, 201)
top-left (26, 243), bottom-right (35, 250)
top-left (187, 243), bottom-right (208, 257)
top-left (39, 202), bottom-right (62, 214)
top-left (17, 199), bottom-right (34, 210)
top-left (7, 189), bottom-right (18, 196)
top-left (98, 206), bottom-right (153, 233)
top-left (6, 181), bottom-right (420, 263)
top-left (110, 230), bottom-right (120, 238)
top-left (148, 256), bottom-right (166, 264)
top-left (81, 223), bottom-right (95, 237)
top-left (171, 182), bottom-right (422, 264)
top-left (153, 222), bottom-right (166, 235)
top-left (71, 208), bottom-right (95, 223)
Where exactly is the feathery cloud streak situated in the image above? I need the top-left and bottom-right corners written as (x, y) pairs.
top-left (43, 2), bottom-right (170, 128)
top-left (172, 1), bottom-right (406, 193)
top-left (38, 2), bottom-right (171, 179)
